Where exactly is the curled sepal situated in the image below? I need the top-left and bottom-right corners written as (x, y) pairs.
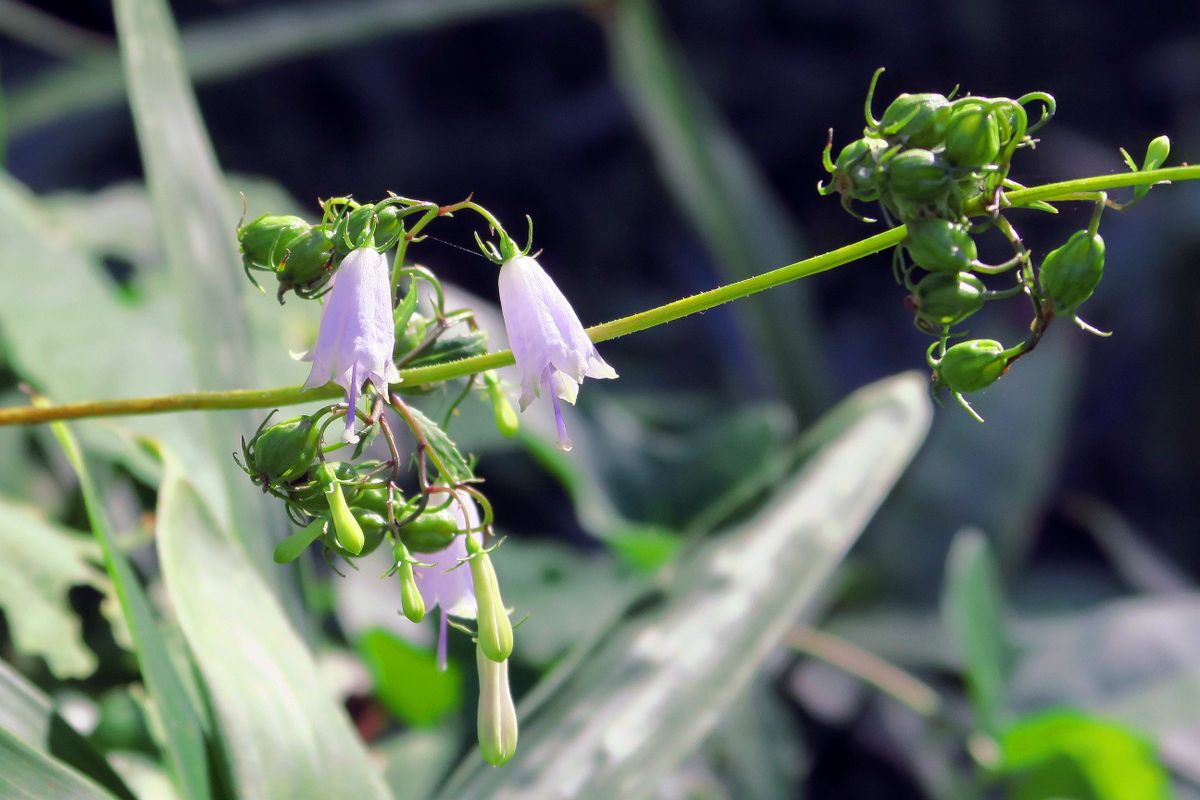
top-left (394, 541), bottom-right (427, 624)
top-left (273, 518), bottom-right (324, 564)
top-left (319, 462), bottom-right (365, 555)
top-left (465, 535), bottom-right (513, 663)
top-left (476, 644), bottom-right (518, 766)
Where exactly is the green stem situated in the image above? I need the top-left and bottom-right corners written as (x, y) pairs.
top-left (3, 165), bottom-right (1196, 427)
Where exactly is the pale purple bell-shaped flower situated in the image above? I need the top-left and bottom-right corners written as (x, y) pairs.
top-left (303, 248), bottom-right (400, 443)
top-left (413, 490), bottom-right (480, 670)
top-left (497, 255), bottom-right (617, 451)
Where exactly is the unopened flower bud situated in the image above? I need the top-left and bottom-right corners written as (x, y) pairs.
top-left (465, 535), bottom-right (513, 663)
top-left (476, 644), bottom-right (518, 766)
top-left (887, 149), bottom-right (951, 205)
top-left (937, 339), bottom-right (1009, 392)
top-left (1039, 230), bottom-right (1105, 315)
top-left (398, 507), bottom-right (459, 553)
top-left (318, 463), bottom-right (364, 555)
top-left (944, 105), bottom-right (1001, 167)
top-left (911, 271), bottom-right (986, 327)
top-left (394, 541), bottom-right (426, 624)
top-left (246, 414), bottom-right (322, 484)
top-left (904, 218), bottom-right (978, 273)
top-left (239, 215), bottom-right (309, 270)
top-left (484, 373), bottom-right (519, 438)
top-left (878, 93), bottom-right (950, 148)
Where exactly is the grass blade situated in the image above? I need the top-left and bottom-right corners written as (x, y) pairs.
top-left (0, 657), bottom-right (134, 800)
top-left (0, 726), bottom-right (121, 800)
top-left (47, 417), bottom-right (213, 800)
top-left (437, 372), bottom-right (931, 798)
top-left (156, 466), bottom-right (390, 800)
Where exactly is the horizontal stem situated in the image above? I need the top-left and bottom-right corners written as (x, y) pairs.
top-left (2, 164), bottom-right (1194, 427)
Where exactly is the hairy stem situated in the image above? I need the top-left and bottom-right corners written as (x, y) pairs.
top-left (3, 165), bottom-right (1196, 427)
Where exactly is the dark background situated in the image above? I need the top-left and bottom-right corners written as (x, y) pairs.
top-left (3, 1), bottom-right (1199, 796)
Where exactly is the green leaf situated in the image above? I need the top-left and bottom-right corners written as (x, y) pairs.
top-left (156, 470), bottom-right (390, 800)
top-left (112, 0), bottom-right (282, 579)
top-left (47, 421), bottom-right (213, 800)
top-left (405, 405), bottom-right (473, 482)
top-left (942, 528), bottom-right (1011, 735)
top-left (998, 711), bottom-right (1170, 800)
top-left (605, 525), bottom-right (681, 572)
top-left (378, 726), bottom-right (463, 800)
top-left (606, 0), bottom-right (829, 412)
top-left (0, 497), bottom-right (104, 678)
top-left (436, 372), bottom-right (931, 798)
top-left (0, 657), bottom-right (135, 800)
top-left (7, 0), bottom-right (586, 138)
top-left (0, 725), bottom-right (121, 800)
top-left (356, 629), bottom-right (463, 727)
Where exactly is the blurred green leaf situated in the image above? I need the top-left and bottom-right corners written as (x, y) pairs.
top-left (0, 657), bottom-right (135, 800)
top-left (0, 496), bottom-right (105, 679)
top-left (942, 528), bottom-right (1012, 736)
top-left (356, 629), bottom-right (462, 728)
top-left (7, 0), bottom-right (584, 137)
top-left (0, 725), bottom-right (121, 799)
top-left (47, 421), bottom-right (213, 800)
top-left (156, 469), bottom-right (390, 800)
top-left (605, 525), bottom-right (681, 572)
top-left (437, 372), bottom-right (931, 798)
top-left (998, 711), bottom-right (1170, 800)
top-left (704, 678), bottom-right (807, 800)
top-left (606, 0), bottom-right (828, 412)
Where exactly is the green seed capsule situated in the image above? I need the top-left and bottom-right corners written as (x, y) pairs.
top-left (277, 226), bottom-right (335, 289)
top-left (466, 536), bottom-right (513, 663)
top-left (399, 508), bottom-right (459, 553)
top-left (238, 215), bottom-right (309, 271)
top-left (936, 339), bottom-right (1009, 392)
top-left (904, 218), bottom-right (978, 273)
top-left (912, 271), bottom-right (986, 327)
top-left (944, 105), bottom-right (1001, 167)
top-left (1039, 230), bottom-right (1105, 314)
top-left (247, 415), bottom-right (322, 484)
top-left (832, 137), bottom-right (889, 201)
top-left (336, 204), bottom-right (379, 255)
top-left (878, 93), bottom-right (950, 148)
top-left (374, 204), bottom-right (404, 245)
top-left (887, 149), bottom-right (951, 205)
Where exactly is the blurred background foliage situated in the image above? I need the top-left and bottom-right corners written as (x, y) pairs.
top-left (0, 0), bottom-right (1197, 798)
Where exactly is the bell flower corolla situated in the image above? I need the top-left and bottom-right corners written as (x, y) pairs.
top-left (412, 491), bottom-right (481, 670)
top-left (303, 247), bottom-right (399, 443)
top-left (497, 255), bottom-right (616, 451)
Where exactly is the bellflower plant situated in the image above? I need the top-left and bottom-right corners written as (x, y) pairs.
top-left (302, 247), bottom-right (400, 443)
top-left (496, 251), bottom-right (617, 451)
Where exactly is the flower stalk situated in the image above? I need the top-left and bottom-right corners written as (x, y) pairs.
top-left (3, 165), bottom-right (1196, 429)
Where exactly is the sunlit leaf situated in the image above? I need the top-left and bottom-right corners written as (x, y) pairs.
top-left (998, 710), bottom-right (1170, 800)
top-left (47, 420), bottom-right (213, 800)
top-left (405, 405), bottom-right (473, 483)
top-left (157, 470), bottom-right (390, 800)
top-left (0, 657), bottom-right (134, 800)
top-left (0, 726), bottom-right (120, 800)
top-left (437, 371), bottom-right (931, 798)
top-left (942, 528), bottom-right (1012, 735)
top-left (0, 496), bottom-right (105, 679)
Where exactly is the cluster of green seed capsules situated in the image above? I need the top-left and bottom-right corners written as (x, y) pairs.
top-left (820, 69), bottom-right (1170, 420)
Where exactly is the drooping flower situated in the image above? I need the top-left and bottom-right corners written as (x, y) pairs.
top-left (412, 491), bottom-right (480, 670)
top-left (303, 248), bottom-right (399, 443)
top-left (497, 255), bottom-right (617, 451)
